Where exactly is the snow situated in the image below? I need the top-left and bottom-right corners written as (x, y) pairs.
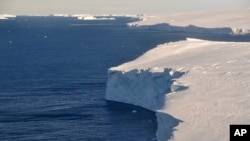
top-left (106, 9), bottom-right (250, 141)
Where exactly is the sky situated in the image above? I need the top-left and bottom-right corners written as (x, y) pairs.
top-left (1, 0), bottom-right (250, 15)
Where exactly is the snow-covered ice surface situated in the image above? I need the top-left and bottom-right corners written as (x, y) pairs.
top-left (106, 9), bottom-right (250, 141)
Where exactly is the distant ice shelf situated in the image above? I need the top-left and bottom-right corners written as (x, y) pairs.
top-left (127, 8), bottom-right (250, 35)
top-left (0, 13), bottom-right (143, 21)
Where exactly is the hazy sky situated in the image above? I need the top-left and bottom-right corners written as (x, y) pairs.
top-left (1, 0), bottom-right (249, 15)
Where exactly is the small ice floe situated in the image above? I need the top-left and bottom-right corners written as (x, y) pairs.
top-left (131, 110), bottom-right (137, 113)
top-left (9, 41), bottom-right (13, 44)
top-left (44, 35), bottom-right (48, 38)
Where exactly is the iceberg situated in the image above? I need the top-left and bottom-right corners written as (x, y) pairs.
top-left (0, 14), bottom-right (16, 20)
top-left (106, 9), bottom-right (250, 141)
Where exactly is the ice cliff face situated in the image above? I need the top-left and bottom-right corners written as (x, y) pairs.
top-left (128, 23), bottom-right (250, 35)
top-left (106, 68), bottom-right (186, 111)
top-left (106, 68), bottom-right (186, 141)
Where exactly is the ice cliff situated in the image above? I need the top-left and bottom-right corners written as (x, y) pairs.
top-left (106, 68), bottom-right (187, 111)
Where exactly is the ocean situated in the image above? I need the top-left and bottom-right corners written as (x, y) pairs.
top-left (0, 16), bottom-right (186, 141)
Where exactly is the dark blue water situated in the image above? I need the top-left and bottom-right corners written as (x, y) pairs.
top-left (0, 16), bottom-right (187, 141)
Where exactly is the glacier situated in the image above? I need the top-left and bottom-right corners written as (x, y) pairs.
top-left (106, 9), bottom-right (250, 141)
